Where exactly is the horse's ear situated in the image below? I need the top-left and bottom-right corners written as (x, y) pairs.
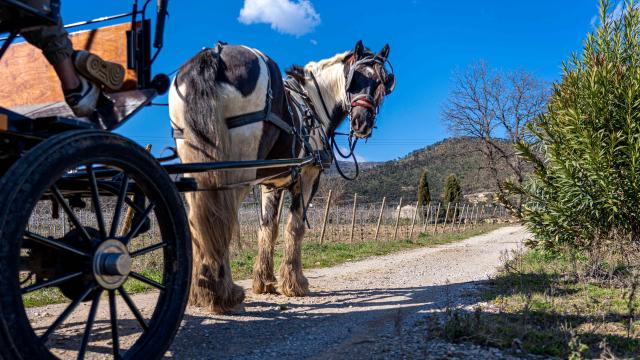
top-left (353, 40), bottom-right (364, 59)
top-left (378, 44), bottom-right (390, 62)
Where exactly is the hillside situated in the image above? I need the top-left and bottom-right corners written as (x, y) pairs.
top-left (320, 137), bottom-right (512, 202)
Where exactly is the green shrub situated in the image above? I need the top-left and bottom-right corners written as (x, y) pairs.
top-left (443, 174), bottom-right (462, 205)
top-left (516, 0), bottom-right (640, 250)
top-left (417, 169), bottom-right (431, 210)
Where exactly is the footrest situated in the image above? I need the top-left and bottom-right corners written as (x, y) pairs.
top-left (7, 88), bottom-right (157, 132)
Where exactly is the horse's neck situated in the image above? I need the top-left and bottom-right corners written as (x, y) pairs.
top-left (303, 63), bottom-right (348, 134)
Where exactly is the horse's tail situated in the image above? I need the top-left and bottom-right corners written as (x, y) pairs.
top-left (171, 48), bottom-right (240, 312)
top-left (179, 47), bottom-right (230, 157)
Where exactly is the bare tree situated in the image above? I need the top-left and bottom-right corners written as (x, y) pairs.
top-left (442, 61), bottom-right (549, 214)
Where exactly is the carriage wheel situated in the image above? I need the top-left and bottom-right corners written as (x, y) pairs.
top-left (0, 130), bottom-right (191, 359)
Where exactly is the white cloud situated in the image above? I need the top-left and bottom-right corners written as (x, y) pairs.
top-left (238, 0), bottom-right (320, 37)
top-left (310, 39), bottom-right (318, 45)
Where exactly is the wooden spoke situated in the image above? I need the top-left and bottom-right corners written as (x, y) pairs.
top-left (87, 165), bottom-right (106, 239)
top-left (41, 284), bottom-right (96, 342)
top-left (108, 290), bottom-right (120, 359)
top-left (21, 271), bottom-right (83, 294)
top-left (110, 173), bottom-right (129, 238)
top-left (24, 231), bottom-right (89, 257)
top-left (118, 287), bottom-right (148, 330)
top-left (122, 203), bottom-right (155, 245)
top-left (77, 290), bottom-right (102, 360)
top-left (51, 185), bottom-right (92, 241)
top-left (130, 242), bottom-right (166, 258)
top-left (129, 272), bottom-right (165, 291)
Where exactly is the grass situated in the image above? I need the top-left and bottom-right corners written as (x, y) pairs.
top-left (23, 223), bottom-right (503, 308)
top-left (430, 249), bottom-right (640, 359)
top-left (231, 223), bottom-right (502, 279)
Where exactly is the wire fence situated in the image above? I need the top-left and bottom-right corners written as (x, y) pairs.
top-left (236, 191), bottom-right (511, 251)
top-left (27, 192), bottom-right (511, 255)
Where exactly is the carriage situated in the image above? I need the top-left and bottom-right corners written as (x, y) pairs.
top-left (0, 1), bottom-right (320, 358)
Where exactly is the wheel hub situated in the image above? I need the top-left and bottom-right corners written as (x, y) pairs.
top-left (93, 239), bottom-right (131, 289)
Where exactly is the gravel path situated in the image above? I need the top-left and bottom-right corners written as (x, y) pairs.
top-left (30, 225), bottom-right (528, 359)
top-left (170, 225), bottom-right (527, 359)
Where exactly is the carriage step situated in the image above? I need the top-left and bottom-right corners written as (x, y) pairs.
top-left (0, 107), bottom-right (96, 136)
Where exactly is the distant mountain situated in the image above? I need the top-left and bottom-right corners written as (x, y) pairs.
top-left (319, 137), bottom-right (512, 203)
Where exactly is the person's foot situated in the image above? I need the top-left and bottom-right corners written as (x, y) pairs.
top-left (64, 76), bottom-right (99, 117)
top-left (73, 50), bottom-right (125, 91)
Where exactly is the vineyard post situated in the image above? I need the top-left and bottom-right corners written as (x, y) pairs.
top-left (464, 204), bottom-right (474, 230)
top-left (349, 193), bottom-right (358, 243)
top-left (433, 202), bottom-right (442, 234)
top-left (393, 197), bottom-right (403, 241)
top-left (470, 204), bottom-right (477, 228)
top-left (456, 204), bottom-right (465, 230)
top-left (409, 200), bottom-right (419, 240)
top-left (441, 202), bottom-right (451, 234)
top-left (374, 196), bottom-right (386, 241)
top-left (319, 189), bottom-right (332, 244)
top-left (422, 201), bottom-right (431, 233)
top-left (447, 203), bottom-right (457, 231)
top-left (463, 204), bottom-right (470, 231)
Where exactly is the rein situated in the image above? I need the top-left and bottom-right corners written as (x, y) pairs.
top-left (308, 71), bottom-right (362, 181)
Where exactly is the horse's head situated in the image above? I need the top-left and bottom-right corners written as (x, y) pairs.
top-left (345, 40), bottom-right (396, 138)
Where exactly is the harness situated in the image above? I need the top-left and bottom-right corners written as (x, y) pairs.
top-left (171, 44), bottom-right (293, 140)
top-left (171, 43), bottom-right (331, 184)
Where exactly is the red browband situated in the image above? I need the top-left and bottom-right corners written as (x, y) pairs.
top-left (351, 97), bottom-right (377, 115)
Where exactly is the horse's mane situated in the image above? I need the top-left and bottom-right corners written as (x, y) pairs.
top-left (285, 48), bottom-right (375, 85)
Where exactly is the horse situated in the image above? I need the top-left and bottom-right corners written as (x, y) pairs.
top-left (169, 40), bottom-right (395, 314)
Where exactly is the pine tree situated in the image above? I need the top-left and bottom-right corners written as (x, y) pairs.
top-left (417, 170), bottom-right (431, 210)
top-left (443, 174), bottom-right (462, 205)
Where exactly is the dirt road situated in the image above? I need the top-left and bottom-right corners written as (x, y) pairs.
top-left (169, 225), bottom-right (527, 359)
top-left (30, 225), bottom-right (528, 359)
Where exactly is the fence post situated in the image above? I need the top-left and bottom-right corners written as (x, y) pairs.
top-left (449, 203), bottom-right (459, 231)
top-left (441, 202), bottom-right (451, 233)
top-left (319, 189), bottom-right (332, 245)
top-left (393, 197), bottom-right (403, 241)
top-left (349, 193), bottom-right (358, 243)
top-left (422, 201), bottom-right (431, 233)
top-left (374, 196), bottom-right (386, 241)
top-left (433, 202), bottom-right (442, 234)
top-left (409, 200), bottom-right (419, 240)
top-left (462, 204), bottom-right (468, 231)
top-left (457, 204), bottom-right (467, 230)
top-left (470, 204), bottom-right (476, 228)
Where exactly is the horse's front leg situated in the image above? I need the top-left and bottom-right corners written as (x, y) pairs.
top-left (252, 187), bottom-right (283, 294)
top-left (279, 170), bottom-right (320, 297)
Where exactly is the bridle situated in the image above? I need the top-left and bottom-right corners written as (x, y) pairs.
top-left (345, 55), bottom-right (396, 123)
top-left (305, 54), bottom-right (395, 180)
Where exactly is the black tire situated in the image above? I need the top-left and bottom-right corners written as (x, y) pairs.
top-left (0, 130), bottom-right (191, 359)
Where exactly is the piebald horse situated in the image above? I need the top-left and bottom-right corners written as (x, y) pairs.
top-left (169, 40), bottom-right (395, 313)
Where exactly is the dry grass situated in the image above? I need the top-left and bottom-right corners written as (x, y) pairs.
top-left (430, 247), bottom-right (640, 358)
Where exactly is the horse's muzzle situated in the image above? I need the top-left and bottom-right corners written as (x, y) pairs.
top-left (350, 108), bottom-right (373, 138)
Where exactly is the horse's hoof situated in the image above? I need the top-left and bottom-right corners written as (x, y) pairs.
top-left (279, 276), bottom-right (309, 297)
top-left (229, 302), bottom-right (246, 314)
top-left (252, 280), bottom-right (278, 295)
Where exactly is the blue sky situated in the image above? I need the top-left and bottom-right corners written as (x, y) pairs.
top-left (58, 0), bottom-right (599, 161)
